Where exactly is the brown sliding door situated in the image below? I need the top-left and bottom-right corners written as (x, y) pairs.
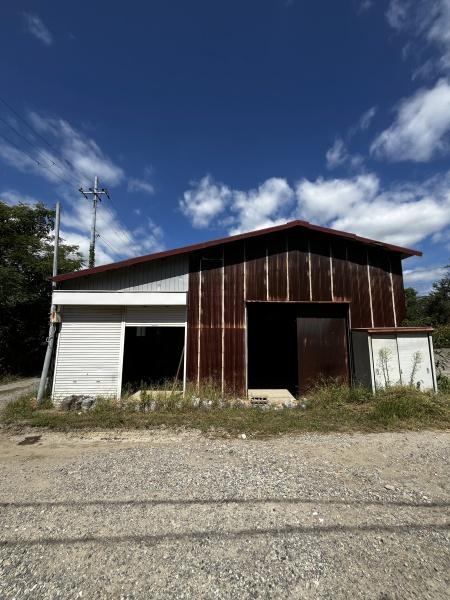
top-left (297, 310), bottom-right (349, 394)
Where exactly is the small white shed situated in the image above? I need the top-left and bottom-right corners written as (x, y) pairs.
top-left (351, 328), bottom-right (437, 392)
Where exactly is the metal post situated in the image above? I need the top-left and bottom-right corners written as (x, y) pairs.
top-left (37, 201), bottom-right (61, 403)
top-left (88, 175), bottom-right (98, 268)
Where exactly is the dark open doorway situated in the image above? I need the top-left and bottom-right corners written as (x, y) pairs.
top-left (247, 303), bottom-right (349, 397)
top-left (121, 326), bottom-right (185, 392)
top-left (247, 303), bottom-right (299, 395)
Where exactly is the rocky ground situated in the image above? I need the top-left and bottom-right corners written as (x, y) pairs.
top-left (0, 428), bottom-right (448, 599)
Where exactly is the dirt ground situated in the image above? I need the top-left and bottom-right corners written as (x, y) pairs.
top-left (0, 428), bottom-right (448, 599)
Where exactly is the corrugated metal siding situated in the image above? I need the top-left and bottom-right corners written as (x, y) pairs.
top-left (186, 227), bottom-right (407, 394)
top-left (52, 306), bottom-right (122, 401)
top-left (125, 306), bottom-right (186, 324)
top-left (61, 255), bottom-right (188, 292)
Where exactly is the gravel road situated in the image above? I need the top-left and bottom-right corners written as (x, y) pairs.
top-left (0, 429), bottom-right (448, 599)
top-left (0, 378), bottom-right (39, 411)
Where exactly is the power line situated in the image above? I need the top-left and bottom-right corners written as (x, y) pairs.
top-left (0, 95), bottom-right (73, 169)
top-left (100, 202), bottom-right (135, 247)
top-left (0, 115), bottom-right (82, 188)
top-left (0, 95), bottom-right (137, 255)
top-left (97, 231), bottom-right (121, 255)
top-left (0, 131), bottom-right (77, 188)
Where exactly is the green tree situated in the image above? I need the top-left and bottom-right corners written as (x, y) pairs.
top-left (0, 200), bottom-right (83, 375)
top-left (404, 287), bottom-right (428, 326)
top-left (425, 264), bottom-right (450, 326)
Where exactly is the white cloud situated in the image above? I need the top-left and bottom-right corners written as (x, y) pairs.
top-left (22, 12), bottom-right (53, 46)
top-left (0, 189), bottom-right (42, 206)
top-left (180, 175), bottom-right (231, 228)
top-left (298, 171), bottom-right (450, 246)
top-left (59, 197), bottom-right (164, 265)
top-left (403, 264), bottom-right (448, 292)
top-left (180, 175), bottom-right (294, 234)
top-left (403, 265), bottom-right (447, 283)
top-left (228, 177), bottom-right (294, 235)
top-left (326, 139), bottom-right (348, 169)
top-left (386, 0), bottom-right (450, 76)
top-left (296, 174), bottom-right (380, 223)
top-left (358, 0), bottom-right (373, 13)
top-left (181, 170), bottom-right (450, 248)
top-left (358, 106), bottom-right (377, 130)
top-left (127, 178), bottom-right (154, 195)
top-left (0, 111), bottom-right (125, 188)
top-left (371, 79), bottom-right (450, 162)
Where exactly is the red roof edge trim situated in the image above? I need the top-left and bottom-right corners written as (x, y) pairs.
top-left (52, 219), bottom-right (422, 283)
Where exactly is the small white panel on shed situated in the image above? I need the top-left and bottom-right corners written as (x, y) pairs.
top-left (371, 335), bottom-right (401, 389)
top-left (397, 334), bottom-right (434, 390)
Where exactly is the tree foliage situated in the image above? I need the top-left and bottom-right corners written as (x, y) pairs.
top-left (0, 200), bottom-right (83, 375)
top-left (404, 263), bottom-right (450, 347)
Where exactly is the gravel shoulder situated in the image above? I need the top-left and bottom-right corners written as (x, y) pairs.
top-left (0, 429), bottom-right (449, 599)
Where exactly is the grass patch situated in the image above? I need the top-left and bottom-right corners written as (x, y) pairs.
top-left (2, 383), bottom-right (449, 437)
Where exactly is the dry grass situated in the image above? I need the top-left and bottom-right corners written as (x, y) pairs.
top-left (2, 381), bottom-right (450, 437)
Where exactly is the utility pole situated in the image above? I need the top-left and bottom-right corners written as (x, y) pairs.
top-left (79, 176), bottom-right (110, 268)
top-left (37, 201), bottom-right (61, 404)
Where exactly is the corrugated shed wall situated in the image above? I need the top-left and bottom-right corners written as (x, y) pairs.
top-left (61, 255), bottom-right (188, 292)
top-left (52, 306), bottom-right (122, 401)
top-left (186, 229), bottom-right (406, 395)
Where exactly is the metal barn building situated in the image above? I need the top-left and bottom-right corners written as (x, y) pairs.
top-left (50, 220), bottom-right (437, 401)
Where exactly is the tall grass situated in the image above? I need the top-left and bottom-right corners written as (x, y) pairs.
top-left (2, 381), bottom-right (449, 435)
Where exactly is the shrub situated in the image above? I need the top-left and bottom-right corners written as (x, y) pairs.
top-left (371, 386), bottom-right (444, 424)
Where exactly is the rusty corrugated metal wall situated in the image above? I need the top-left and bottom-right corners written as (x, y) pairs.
top-left (186, 228), bottom-right (406, 394)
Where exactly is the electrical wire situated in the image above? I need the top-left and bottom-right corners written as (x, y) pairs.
top-left (0, 131), bottom-right (77, 188)
top-left (96, 231), bottom-right (121, 255)
top-left (0, 95), bottom-right (139, 250)
top-left (0, 115), bottom-right (84, 187)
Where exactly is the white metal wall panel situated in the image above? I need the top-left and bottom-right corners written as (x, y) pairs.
top-left (125, 305), bottom-right (186, 325)
top-left (61, 255), bottom-right (188, 292)
top-left (397, 334), bottom-right (434, 390)
top-left (371, 335), bottom-right (401, 389)
top-left (52, 306), bottom-right (122, 401)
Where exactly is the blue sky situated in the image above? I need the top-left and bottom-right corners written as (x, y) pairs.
top-left (1, 0), bottom-right (450, 292)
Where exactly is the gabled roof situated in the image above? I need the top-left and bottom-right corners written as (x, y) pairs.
top-left (52, 219), bottom-right (421, 282)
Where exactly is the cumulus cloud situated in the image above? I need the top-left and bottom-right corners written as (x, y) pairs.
top-left (371, 79), bottom-right (450, 162)
top-left (181, 170), bottom-right (450, 249)
top-left (22, 12), bottom-right (53, 46)
top-left (180, 175), bottom-right (294, 234)
top-left (179, 175), bottom-right (231, 228)
top-left (296, 174), bottom-right (380, 223)
top-left (228, 178), bottom-right (294, 235)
